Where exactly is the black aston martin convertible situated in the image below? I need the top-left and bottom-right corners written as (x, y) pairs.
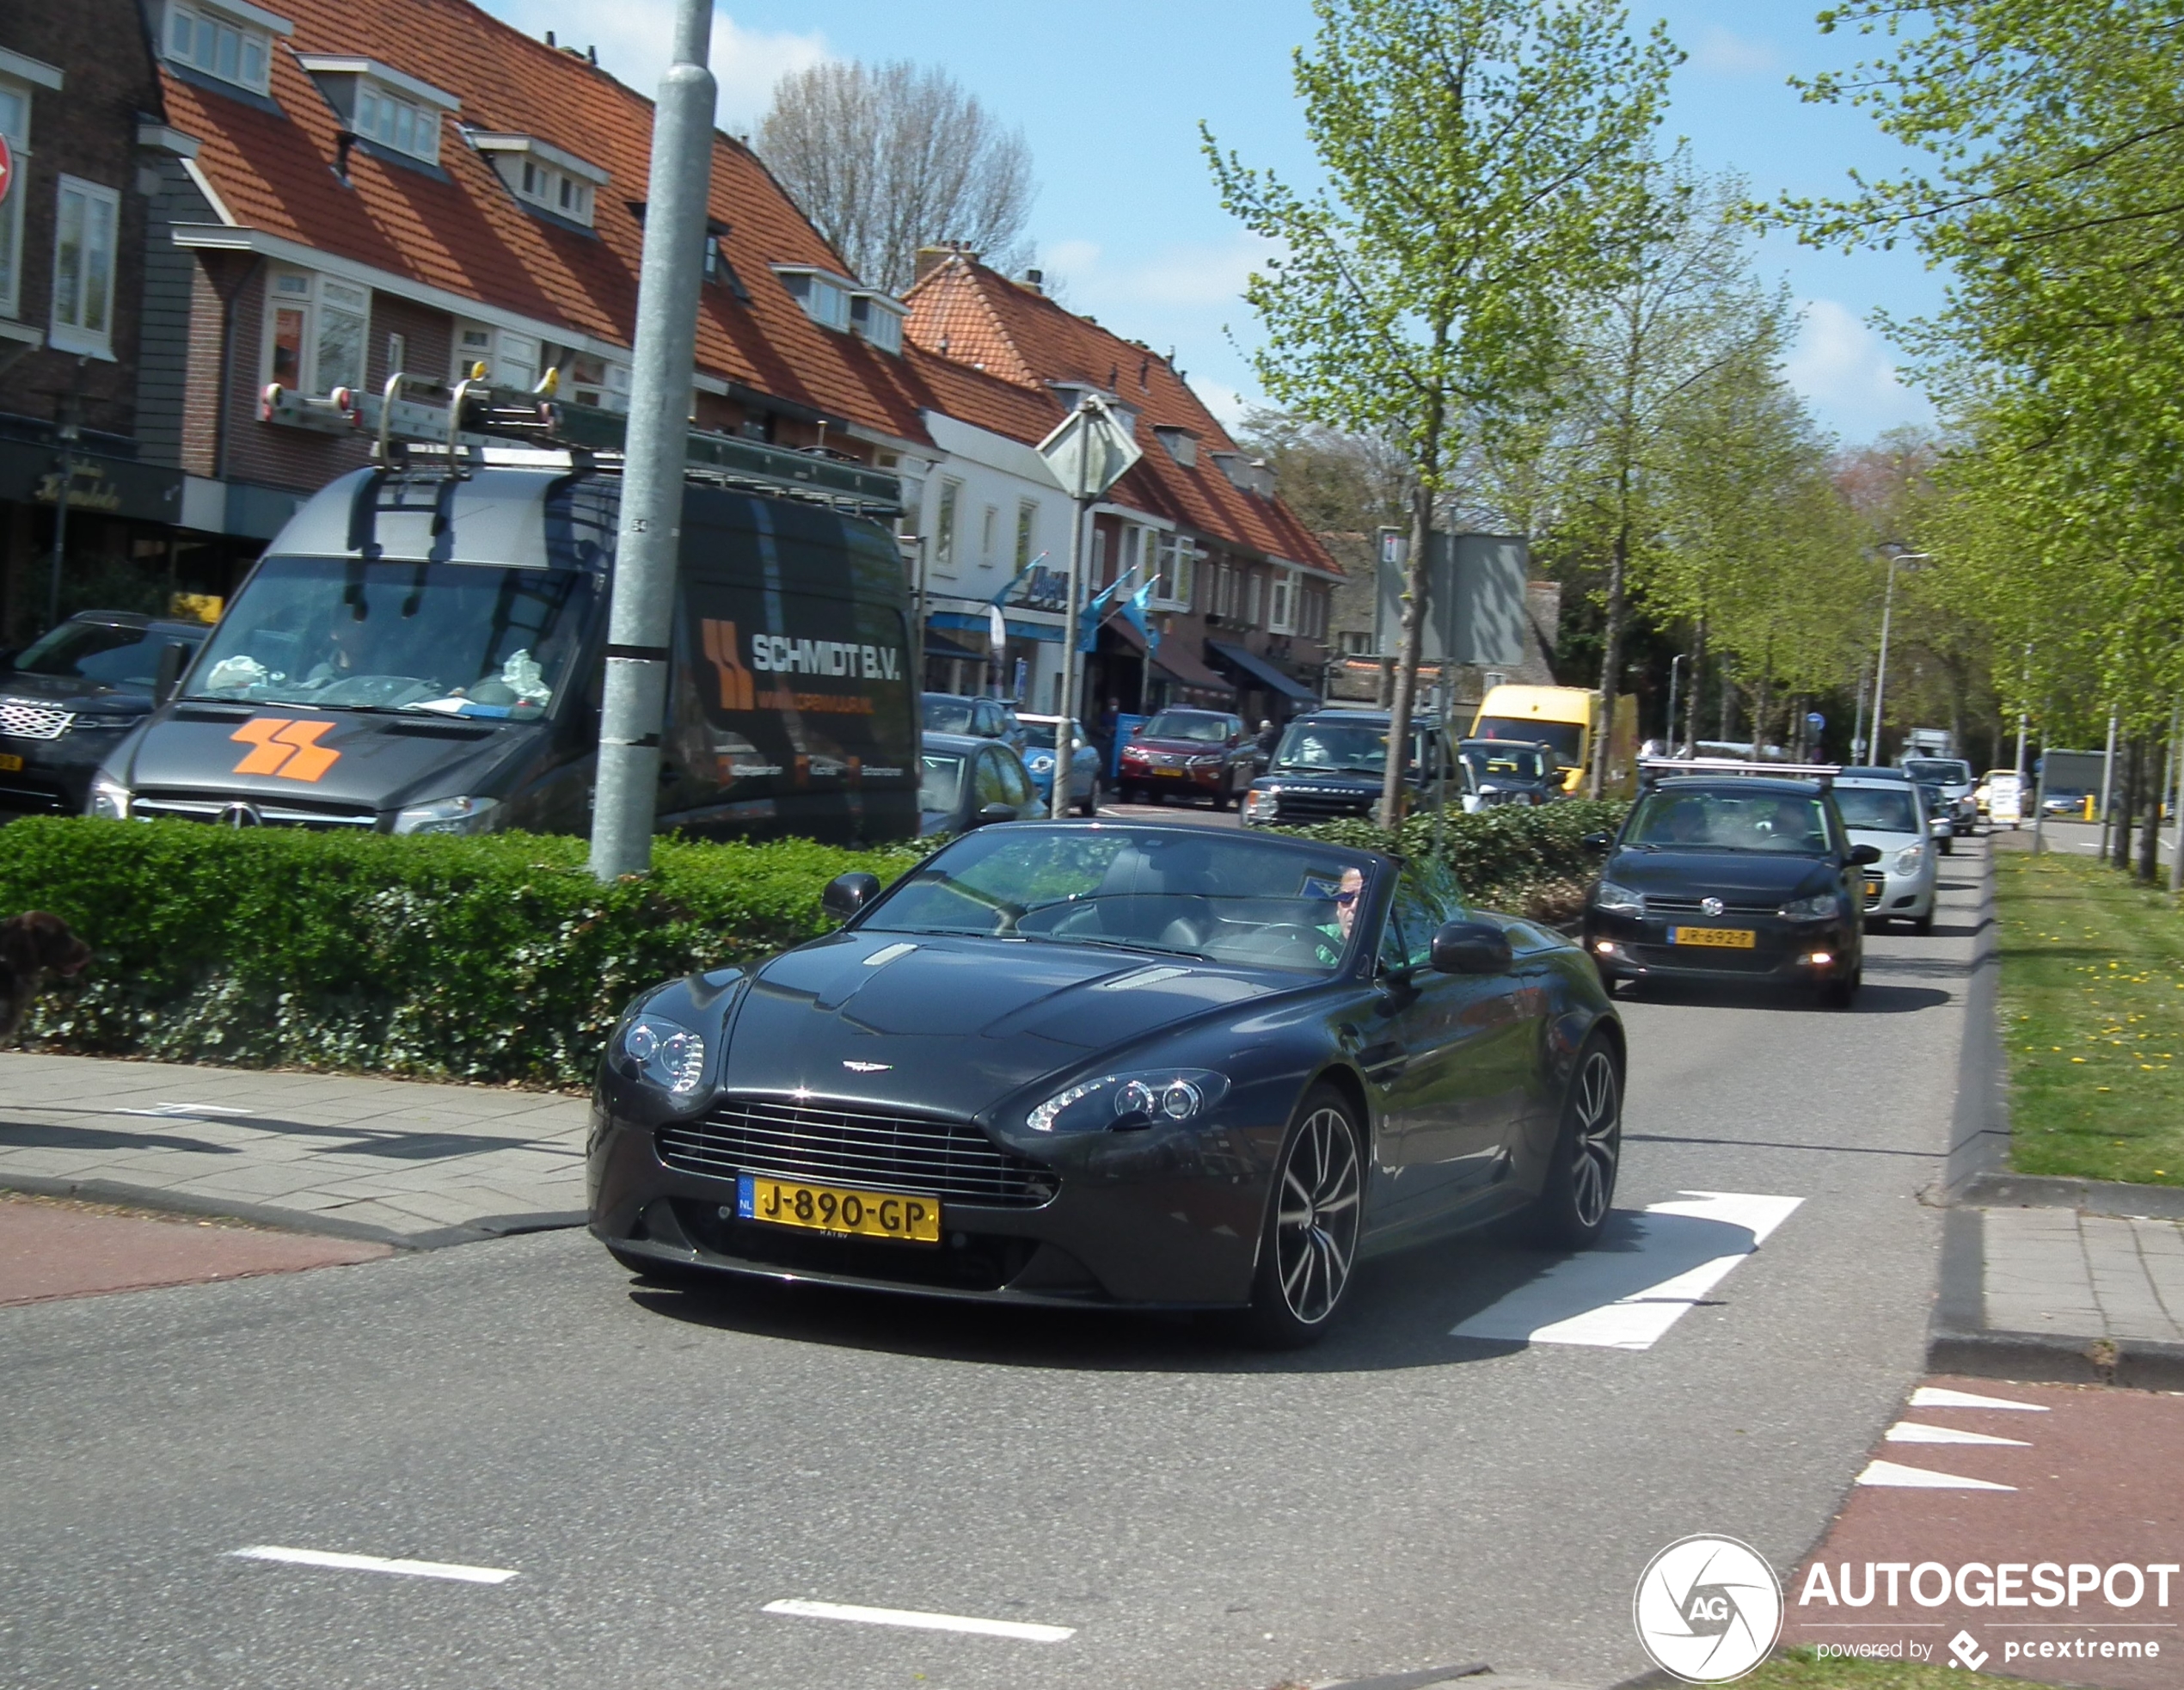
top-left (586, 821), bottom-right (1625, 1344)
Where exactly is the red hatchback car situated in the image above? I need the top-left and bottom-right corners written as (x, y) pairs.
top-left (1116, 709), bottom-right (1259, 808)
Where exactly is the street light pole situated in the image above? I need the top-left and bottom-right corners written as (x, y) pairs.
top-left (588, 0), bottom-right (717, 882)
top-left (1868, 545), bottom-right (1929, 768)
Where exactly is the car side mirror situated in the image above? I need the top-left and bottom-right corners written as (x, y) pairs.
top-left (1581, 831), bottom-right (1613, 852)
top-left (821, 871), bottom-right (882, 922)
top-left (1430, 920), bottom-right (1513, 974)
top-left (153, 639), bottom-right (190, 705)
top-left (975, 802), bottom-right (1017, 826)
top-left (1850, 843), bottom-right (1882, 866)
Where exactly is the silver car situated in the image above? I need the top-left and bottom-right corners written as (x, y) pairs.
top-left (1904, 756), bottom-right (1978, 837)
top-left (1834, 777), bottom-right (1939, 931)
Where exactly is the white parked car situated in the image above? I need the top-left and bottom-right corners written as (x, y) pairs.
top-left (1834, 776), bottom-right (1939, 932)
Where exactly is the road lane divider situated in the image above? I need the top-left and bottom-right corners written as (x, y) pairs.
top-left (1885, 1421), bottom-right (2030, 1447)
top-left (228, 1546), bottom-right (518, 1584)
top-left (1449, 1191), bottom-right (1803, 1350)
top-left (1910, 1386), bottom-right (2049, 1411)
top-left (1855, 1459), bottom-right (2016, 1490)
top-left (761, 1598), bottom-right (1074, 1643)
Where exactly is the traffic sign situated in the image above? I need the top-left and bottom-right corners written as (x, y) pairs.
top-left (1807, 711), bottom-right (1825, 731)
top-left (1035, 396), bottom-right (1141, 501)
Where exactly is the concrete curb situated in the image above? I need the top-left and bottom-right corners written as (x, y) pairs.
top-left (0, 1175), bottom-right (585, 1252)
top-left (1956, 1171), bottom-right (2184, 1220)
top-left (1936, 841), bottom-right (2009, 1200)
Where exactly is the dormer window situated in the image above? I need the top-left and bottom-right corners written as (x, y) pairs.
top-left (774, 267), bottom-right (852, 332)
top-left (469, 132), bottom-right (609, 228)
top-left (297, 57), bottom-right (457, 166)
top-left (1154, 425), bottom-right (1197, 468)
top-left (161, 0), bottom-right (289, 94)
top-left (849, 291), bottom-right (904, 355)
top-left (702, 225), bottom-right (750, 301)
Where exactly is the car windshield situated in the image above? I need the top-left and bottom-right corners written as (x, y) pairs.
top-left (1019, 719), bottom-right (1077, 750)
top-left (1139, 711), bottom-right (1229, 743)
top-left (862, 825), bottom-right (1371, 973)
top-left (922, 696), bottom-right (976, 735)
top-left (1836, 786), bottom-right (1920, 833)
top-left (1475, 716), bottom-right (1581, 766)
top-left (185, 556), bottom-right (595, 717)
top-left (918, 752), bottom-right (966, 814)
top-left (1625, 788), bottom-right (1831, 852)
top-left (1275, 720), bottom-right (1424, 774)
top-left (1461, 741), bottom-right (1548, 781)
top-left (9, 621), bottom-right (203, 689)
top-left (1904, 759), bottom-right (1972, 784)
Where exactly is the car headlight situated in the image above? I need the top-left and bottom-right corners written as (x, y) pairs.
top-left (392, 795), bottom-right (501, 835)
top-left (1242, 788), bottom-right (1279, 822)
top-left (1896, 844), bottom-right (1927, 874)
top-left (1026, 1067), bottom-right (1230, 1133)
top-left (1592, 879), bottom-right (1644, 915)
top-left (620, 1013), bottom-right (707, 1096)
top-left (1027, 753), bottom-right (1055, 774)
top-left (1189, 754), bottom-right (1224, 770)
top-left (88, 778), bottom-right (132, 820)
top-left (1778, 891), bottom-right (1843, 919)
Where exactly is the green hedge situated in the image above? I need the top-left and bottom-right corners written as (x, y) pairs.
top-left (0, 818), bottom-right (918, 1090)
top-left (0, 803), bottom-right (1621, 1090)
top-left (1275, 798), bottom-right (1627, 923)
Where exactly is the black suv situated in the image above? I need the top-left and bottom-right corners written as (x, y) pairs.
top-left (1240, 709), bottom-right (1458, 827)
top-left (1580, 774), bottom-right (1880, 1007)
top-left (0, 611), bottom-right (208, 815)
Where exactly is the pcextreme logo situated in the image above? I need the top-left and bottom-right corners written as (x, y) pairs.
top-left (230, 717), bottom-right (340, 782)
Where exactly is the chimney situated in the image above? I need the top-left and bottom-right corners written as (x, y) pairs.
top-left (1021, 268), bottom-right (1044, 294)
top-left (544, 28), bottom-right (555, 45)
top-left (914, 245), bottom-right (954, 285)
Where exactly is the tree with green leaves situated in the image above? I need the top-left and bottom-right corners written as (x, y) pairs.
top-left (1205, 0), bottom-right (1678, 826)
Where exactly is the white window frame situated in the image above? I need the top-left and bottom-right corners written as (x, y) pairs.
top-left (263, 267), bottom-right (371, 396)
top-left (933, 477), bottom-right (962, 575)
top-left (354, 82), bottom-right (439, 164)
top-left (163, 0), bottom-right (280, 94)
top-left (776, 267), bottom-right (852, 333)
top-left (50, 175), bottom-right (120, 360)
top-left (1245, 568), bottom-right (1264, 630)
top-left (1150, 532), bottom-right (1194, 610)
top-left (0, 75), bottom-right (36, 323)
top-left (1015, 499), bottom-right (1038, 570)
top-left (1269, 566), bottom-right (1298, 636)
top-left (850, 290), bottom-right (905, 353)
top-left (981, 505), bottom-right (998, 569)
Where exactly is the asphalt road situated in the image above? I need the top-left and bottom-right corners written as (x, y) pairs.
top-left (0, 846), bottom-right (1986, 1690)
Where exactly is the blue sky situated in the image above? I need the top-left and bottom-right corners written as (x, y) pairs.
top-left (480, 0), bottom-right (1942, 446)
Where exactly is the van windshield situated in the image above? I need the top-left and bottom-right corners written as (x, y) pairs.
top-left (1475, 716), bottom-right (1581, 766)
top-left (186, 556), bottom-right (597, 717)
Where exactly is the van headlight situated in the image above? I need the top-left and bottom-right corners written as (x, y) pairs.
top-left (88, 778), bottom-right (132, 820)
top-left (1592, 880), bottom-right (1644, 915)
top-left (620, 1014), bottom-right (708, 1096)
top-left (392, 796), bottom-right (501, 835)
top-left (1027, 1068), bottom-right (1230, 1133)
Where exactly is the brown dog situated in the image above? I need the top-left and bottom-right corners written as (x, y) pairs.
top-left (0, 912), bottom-right (91, 1046)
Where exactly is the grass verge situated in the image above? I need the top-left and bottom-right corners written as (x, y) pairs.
top-left (1993, 847), bottom-right (2184, 1186)
top-left (1745, 1648), bottom-right (2062, 1688)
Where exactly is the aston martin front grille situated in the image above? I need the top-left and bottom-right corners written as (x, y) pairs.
top-left (0, 702), bottom-right (73, 741)
top-left (659, 1097), bottom-right (1056, 1208)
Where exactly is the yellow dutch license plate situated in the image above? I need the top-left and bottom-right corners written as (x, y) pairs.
top-left (1671, 925), bottom-right (1756, 949)
top-left (736, 1173), bottom-right (941, 1244)
top-left (1864, 880), bottom-right (1885, 905)
top-left (0, 753), bottom-right (21, 772)
top-left (1152, 766), bottom-right (1184, 777)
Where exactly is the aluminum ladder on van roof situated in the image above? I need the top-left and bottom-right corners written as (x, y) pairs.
top-left (260, 372), bottom-right (904, 520)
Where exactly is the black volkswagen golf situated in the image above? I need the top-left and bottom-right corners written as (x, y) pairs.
top-left (1580, 773), bottom-right (1879, 1007)
top-left (589, 821), bottom-right (1625, 1344)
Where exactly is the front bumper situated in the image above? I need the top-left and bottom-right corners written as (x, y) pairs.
top-left (1120, 757), bottom-right (1226, 797)
top-left (1862, 861), bottom-right (1935, 919)
top-left (1583, 908), bottom-right (1856, 985)
top-left (586, 1092), bottom-right (1280, 1308)
top-left (0, 734), bottom-right (127, 814)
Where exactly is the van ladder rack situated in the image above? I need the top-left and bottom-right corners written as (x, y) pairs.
top-left (270, 372), bottom-right (905, 519)
top-left (1639, 757), bottom-right (1840, 787)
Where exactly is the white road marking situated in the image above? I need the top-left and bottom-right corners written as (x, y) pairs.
top-left (116, 1103), bottom-right (255, 1118)
top-left (1856, 1460), bottom-right (2016, 1491)
top-left (229, 1546), bottom-right (518, 1584)
top-left (1449, 1191), bottom-right (1803, 1351)
top-left (1910, 1386), bottom-right (2050, 1412)
top-left (762, 1599), bottom-right (1074, 1644)
top-left (1886, 1421), bottom-right (2030, 1447)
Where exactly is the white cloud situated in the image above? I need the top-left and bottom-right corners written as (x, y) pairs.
top-left (1786, 298), bottom-right (1936, 438)
top-left (1691, 26), bottom-right (1779, 76)
top-left (1191, 379), bottom-right (1251, 431)
top-left (477, 2), bottom-right (827, 130)
top-left (1041, 232), bottom-right (1278, 312)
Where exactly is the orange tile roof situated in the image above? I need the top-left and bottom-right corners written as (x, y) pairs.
top-left (904, 253), bottom-right (1340, 576)
top-left (161, 0), bottom-right (930, 444)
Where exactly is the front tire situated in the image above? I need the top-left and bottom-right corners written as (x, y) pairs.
top-left (1240, 1085), bottom-right (1365, 1347)
top-left (1528, 1037), bottom-right (1621, 1250)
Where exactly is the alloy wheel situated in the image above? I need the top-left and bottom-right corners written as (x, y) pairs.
top-left (1274, 1104), bottom-right (1361, 1324)
top-left (1567, 1049), bottom-right (1620, 1230)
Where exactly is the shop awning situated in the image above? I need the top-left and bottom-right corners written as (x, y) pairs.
top-left (1103, 618), bottom-right (1234, 696)
top-left (1207, 639), bottom-right (1320, 705)
top-left (927, 610), bottom-right (1064, 643)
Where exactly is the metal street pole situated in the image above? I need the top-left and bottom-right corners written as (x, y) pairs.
top-left (2096, 709), bottom-right (2119, 861)
top-left (2170, 688), bottom-right (2184, 894)
top-left (2033, 738), bottom-right (2048, 856)
top-left (1870, 555), bottom-right (1902, 767)
top-left (1052, 495), bottom-right (1090, 818)
top-left (588, 0), bottom-right (716, 882)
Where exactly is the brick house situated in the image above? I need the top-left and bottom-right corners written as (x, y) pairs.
top-left (0, 2), bottom-right (205, 645)
top-left (903, 249), bottom-right (1343, 727)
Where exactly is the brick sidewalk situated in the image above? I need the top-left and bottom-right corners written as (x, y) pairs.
top-left (0, 1051), bottom-right (588, 1246)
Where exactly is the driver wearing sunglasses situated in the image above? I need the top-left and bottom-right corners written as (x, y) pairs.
top-left (1312, 866), bottom-right (1366, 964)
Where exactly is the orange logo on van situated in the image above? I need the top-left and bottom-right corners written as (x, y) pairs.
top-left (230, 717), bottom-right (340, 782)
top-left (701, 618), bottom-right (755, 711)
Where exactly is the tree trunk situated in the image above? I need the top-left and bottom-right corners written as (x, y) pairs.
top-left (2112, 737), bottom-right (2138, 871)
top-left (1590, 488), bottom-right (1633, 800)
top-left (2139, 742), bottom-right (2163, 882)
top-left (1381, 392), bottom-right (1445, 831)
top-left (1681, 618), bottom-right (1706, 757)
